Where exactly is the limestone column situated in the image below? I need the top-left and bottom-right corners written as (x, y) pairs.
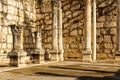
top-left (52, 0), bottom-right (58, 51)
top-left (58, 0), bottom-right (64, 61)
top-left (34, 27), bottom-right (45, 63)
top-left (82, 0), bottom-right (92, 62)
top-left (48, 0), bottom-right (59, 61)
top-left (115, 0), bottom-right (120, 60)
top-left (93, 0), bottom-right (96, 62)
top-left (9, 25), bottom-right (27, 67)
top-left (36, 28), bottom-right (42, 50)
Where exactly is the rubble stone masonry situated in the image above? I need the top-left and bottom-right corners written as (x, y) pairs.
top-left (0, 0), bottom-right (36, 64)
top-left (36, 0), bottom-right (117, 60)
top-left (0, 0), bottom-right (117, 63)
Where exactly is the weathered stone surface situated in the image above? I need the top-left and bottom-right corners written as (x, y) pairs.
top-left (110, 28), bottom-right (117, 35)
top-left (70, 30), bottom-right (78, 36)
top-left (0, 0), bottom-right (117, 62)
top-left (7, 35), bottom-right (13, 43)
top-left (104, 35), bottom-right (112, 43)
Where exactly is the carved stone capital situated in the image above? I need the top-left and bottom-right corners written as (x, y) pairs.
top-left (10, 24), bottom-right (22, 35)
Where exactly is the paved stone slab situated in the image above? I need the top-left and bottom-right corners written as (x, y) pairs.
top-left (0, 61), bottom-right (119, 80)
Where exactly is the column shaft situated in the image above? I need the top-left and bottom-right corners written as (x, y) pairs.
top-left (36, 29), bottom-right (42, 49)
top-left (52, 1), bottom-right (58, 50)
top-left (58, 0), bottom-right (64, 61)
top-left (85, 0), bottom-right (92, 50)
top-left (58, 1), bottom-right (63, 50)
top-left (82, 0), bottom-right (92, 62)
top-left (93, 0), bottom-right (96, 62)
top-left (13, 35), bottom-right (17, 50)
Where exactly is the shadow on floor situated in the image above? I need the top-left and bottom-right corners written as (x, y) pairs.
top-left (76, 76), bottom-right (120, 80)
top-left (49, 66), bottom-right (115, 74)
top-left (35, 72), bottom-right (75, 77)
top-left (35, 67), bottom-right (120, 80)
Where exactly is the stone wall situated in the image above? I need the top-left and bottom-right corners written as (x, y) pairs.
top-left (62, 0), bottom-right (85, 59)
top-left (0, 0), bottom-right (36, 64)
top-left (36, 0), bottom-right (53, 51)
top-left (0, 0), bottom-right (117, 62)
top-left (36, 0), bottom-right (117, 60)
top-left (96, 0), bottom-right (117, 60)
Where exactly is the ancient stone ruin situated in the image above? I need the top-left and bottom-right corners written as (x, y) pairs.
top-left (0, 0), bottom-right (119, 67)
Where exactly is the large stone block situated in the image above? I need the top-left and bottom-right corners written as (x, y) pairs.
top-left (65, 11), bottom-right (72, 18)
top-left (70, 30), bottom-right (78, 36)
top-left (104, 43), bottom-right (113, 49)
top-left (7, 35), bottom-right (13, 43)
top-left (104, 35), bottom-right (112, 43)
top-left (112, 35), bottom-right (117, 43)
top-left (8, 6), bottom-right (14, 14)
top-left (45, 20), bottom-right (52, 25)
top-left (8, 0), bottom-right (16, 6)
top-left (63, 4), bottom-right (70, 11)
top-left (97, 23), bottom-right (104, 28)
top-left (96, 35), bottom-right (103, 43)
top-left (100, 28), bottom-right (109, 35)
top-left (3, 5), bottom-right (8, 13)
top-left (2, 43), bottom-right (6, 49)
top-left (110, 28), bottom-right (117, 35)
top-left (7, 14), bottom-right (13, 20)
top-left (78, 29), bottom-right (83, 36)
top-left (2, 27), bottom-right (8, 34)
top-left (97, 16), bottom-right (105, 22)
top-left (7, 43), bottom-right (13, 49)
top-left (70, 43), bottom-right (78, 49)
top-left (0, 3), bottom-right (2, 12)
top-left (72, 11), bottom-right (79, 17)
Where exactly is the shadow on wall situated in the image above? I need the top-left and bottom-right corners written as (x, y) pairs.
top-left (96, 0), bottom-right (117, 60)
top-left (62, 0), bottom-right (85, 59)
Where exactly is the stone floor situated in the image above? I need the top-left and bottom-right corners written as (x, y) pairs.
top-left (0, 61), bottom-right (120, 80)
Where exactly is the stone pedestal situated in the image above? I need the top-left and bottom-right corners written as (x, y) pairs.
top-left (58, 50), bottom-right (64, 61)
top-left (47, 49), bottom-right (58, 61)
top-left (82, 50), bottom-right (92, 62)
top-left (31, 49), bottom-right (45, 64)
top-left (8, 50), bottom-right (27, 67)
top-left (31, 27), bottom-right (45, 64)
top-left (0, 54), bottom-right (10, 66)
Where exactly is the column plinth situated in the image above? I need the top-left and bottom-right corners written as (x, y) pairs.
top-left (31, 28), bottom-right (45, 64)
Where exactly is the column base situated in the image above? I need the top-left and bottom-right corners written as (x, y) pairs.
top-left (58, 50), bottom-right (64, 61)
top-left (47, 50), bottom-right (58, 61)
top-left (82, 50), bottom-right (92, 62)
top-left (115, 51), bottom-right (120, 60)
top-left (31, 49), bottom-right (45, 64)
top-left (8, 50), bottom-right (27, 67)
top-left (39, 54), bottom-right (45, 64)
